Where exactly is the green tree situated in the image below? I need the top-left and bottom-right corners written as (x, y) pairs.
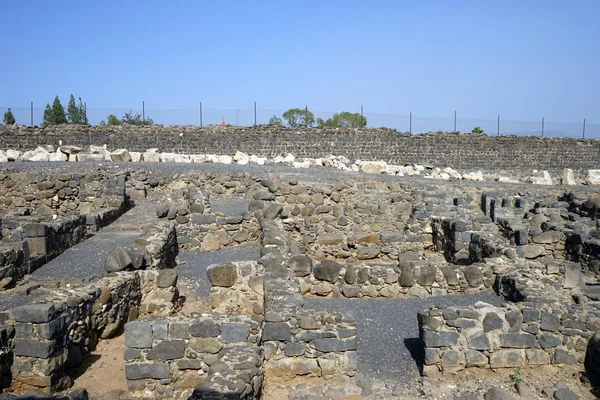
top-left (43, 96), bottom-right (67, 125)
top-left (3, 108), bottom-right (15, 125)
top-left (106, 114), bottom-right (122, 126)
top-left (317, 112), bottom-right (367, 128)
top-left (121, 111), bottom-right (153, 126)
top-left (282, 107), bottom-right (314, 127)
top-left (268, 115), bottom-right (282, 126)
top-left (471, 126), bottom-right (484, 134)
top-left (67, 94), bottom-right (88, 125)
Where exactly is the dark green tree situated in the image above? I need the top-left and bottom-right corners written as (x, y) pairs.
top-left (282, 107), bottom-right (314, 127)
top-left (121, 111), bottom-right (153, 126)
top-left (471, 126), bottom-right (484, 134)
top-left (43, 96), bottom-right (67, 125)
top-left (67, 94), bottom-right (88, 124)
top-left (317, 112), bottom-right (367, 128)
top-left (106, 114), bottom-right (122, 126)
top-left (3, 108), bottom-right (15, 125)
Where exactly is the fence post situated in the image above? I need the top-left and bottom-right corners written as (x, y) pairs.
top-left (583, 118), bottom-right (586, 139)
top-left (254, 102), bottom-right (257, 126)
top-left (305, 105), bottom-right (308, 127)
top-left (541, 117), bottom-right (544, 137)
top-left (410, 112), bottom-right (412, 134)
top-left (454, 110), bottom-right (457, 132)
top-left (360, 105), bottom-right (363, 118)
top-left (142, 101), bottom-right (145, 124)
top-left (497, 115), bottom-right (500, 136)
top-left (200, 102), bottom-right (203, 127)
top-left (30, 102), bottom-right (33, 126)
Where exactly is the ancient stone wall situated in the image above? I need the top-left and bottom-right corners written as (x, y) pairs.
top-left (9, 272), bottom-right (141, 393)
top-left (418, 302), bottom-right (600, 376)
top-left (124, 315), bottom-right (263, 399)
top-left (2, 125), bottom-right (600, 173)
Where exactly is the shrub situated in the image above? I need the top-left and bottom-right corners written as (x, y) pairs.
top-left (471, 126), bottom-right (484, 134)
top-left (317, 112), bottom-right (367, 128)
top-left (268, 115), bottom-right (283, 126)
top-left (121, 111), bottom-right (153, 126)
top-left (3, 108), bottom-right (15, 125)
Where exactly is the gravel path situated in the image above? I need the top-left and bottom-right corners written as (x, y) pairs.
top-left (32, 203), bottom-right (158, 282)
top-left (304, 291), bottom-right (504, 382)
top-left (176, 244), bottom-right (260, 298)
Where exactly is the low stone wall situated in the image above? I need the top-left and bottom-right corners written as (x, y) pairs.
top-left (0, 169), bottom-right (126, 217)
top-left (294, 256), bottom-right (494, 298)
top-left (10, 272), bottom-right (141, 393)
top-left (124, 315), bottom-right (263, 399)
top-left (259, 217), bottom-right (357, 379)
top-left (418, 302), bottom-right (600, 376)
top-left (178, 212), bottom-right (259, 251)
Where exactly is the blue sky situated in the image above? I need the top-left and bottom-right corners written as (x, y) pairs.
top-left (0, 0), bottom-right (598, 133)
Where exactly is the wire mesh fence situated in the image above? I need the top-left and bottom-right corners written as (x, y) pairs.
top-left (1, 104), bottom-right (598, 139)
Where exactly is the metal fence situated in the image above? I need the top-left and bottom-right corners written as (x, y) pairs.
top-left (1, 103), bottom-right (598, 139)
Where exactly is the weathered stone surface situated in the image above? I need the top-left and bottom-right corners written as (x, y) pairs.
top-left (519, 245), bottom-right (545, 259)
top-left (312, 338), bottom-right (357, 352)
top-left (14, 338), bottom-right (53, 358)
top-left (483, 387), bottom-right (514, 400)
top-left (156, 269), bottom-right (178, 288)
top-left (263, 322), bottom-right (292, 341)
top-left (125, 321), bottom-right (153, 348)
top-left (468, 334), bottom-right (491, 351)
top-left (483, 312), bottom-right (503, 332)
top-left (221, 323), bottom-right (249, 343)
top-left (13, 303), bottom-right (55, 323)
top-left (422, 331), bottom-right (459, 348)
top-left (288, 255), bottom-right (313, 277)
top-left (314, 260), bottom-right (343, 283)
top-left (489, 349), bottom-right (526, 368)
top-left (207, 263), bottom-right (238, 287)
top-left (104, 247), bottom-right (133, 272)
top-left (189, 337), bottom-right (222, 354)
top-left (125, 363), bottom-right (169, 380)
top-left (190, 320), bottom-right (220, 338)
top-left (146, 340), bottom-right (186, 361)
top-left (417, 266), bottom-right (437, 286)
top-left (540, 311), bottom-right (560, 331)
top-left (463, 266), bottom-right (484, 287)
top-left (499, 332), bottom-right (536, 348)
top-left (537, 333), bottom-right (562, 349)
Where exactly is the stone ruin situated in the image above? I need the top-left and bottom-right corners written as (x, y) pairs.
top-left (0, 149), bottom-right (599, 399)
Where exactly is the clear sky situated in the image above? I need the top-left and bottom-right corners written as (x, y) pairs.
top-left (0, 0), bottom-right (598, 133)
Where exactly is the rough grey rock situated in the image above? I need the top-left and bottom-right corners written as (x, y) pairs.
top-left (104, 247), bottom-right (133, 272)
top-left (156, 269), bottom-right (178, 288)
top-left (12, 303), bottom-right (55, 323)
top-left (288, 255), bottom-right (313, 277)
top-left (125, 363), bottom-right (169, 380)
top-left (190, 320), bottom-right (220, 338)
top-left (263, 322), bottom-right (292, 341)
top-left (313, 260), bottom-right (343, 283)
top-left (125, 321), bottom-right (153, 348)
top-left (221, 323), bottom-right (249, 343)
top-left (207, 263), bottom-right (238, 287)
top-left (484, 387), bottom-right (514, 400)
top-left (483, 312), bottom-right (504, 332)
top-left (146, 340), bottom-right (186, 361)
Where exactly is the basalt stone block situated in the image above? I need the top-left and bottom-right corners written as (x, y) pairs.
top-left (295, 331), bottom-right (336, 342)
top-left (554, 348), bottom-right (577, 364)
top-left (483, 312), bottom-right (504, 332)
top-left (522, 308), bottom-right (540, 323)
top-left (540, 311), bottom-right (560, 331)
top-left (526, 349), bottom-right (550, 365)
top-left (23, 223), bottom-right (48, 238)
top-left (465, 350), bottom-right (488, 367)
top-left (422, 331), bottom-right (459, 348)
top-left (463, 266), bottom-right (484, 287)
top-left (417, 266), bottom-right (437, 286)
top-left (189, 338), bottom-right (222, 354)
top-left (221, 323), bottom-right (249, 343)
top-left (287, 255), bottom-right (313, 277)
top-left (505, 311), bottom-right (523, 332)
top-left (468, 334), bottom-right (491, 351)
top-left (538, 333), bottom-right (562, 349)
top-left (314, 260), bottom-right (343, 283)
top-left (169, 322), bottom-right (190, 339)
top-left (380, 231), bottom-right (404, 243)
top-left (104, 247), bottom-right (133, 272)
top-left (125, 321), bottom-right (153, 348)
top-left (191, 213), bottom-right (217, 225)
top-left (146, 340), bottom-right (186, 361)
top-left (263, 203), bottom-right (283, 220)
top-left (125, 363), bottom-right (169, 380)
top-left (207, 263), bottom-right (238, 287)
top-left (499, 332), bottom-right (536, 348)
top-left (284, 342), bottom-right (305, 356)
top-left (263, 322), bottom-right (291, 341)
top-left (13, 303), bottom-right (55, 323)
top-left (312, 338), bottom-right (357, 352)
top-left (190, 320), bottom-right (220, 338)
top-left (156, 269), bottom-right (178, 288)
top-left (489, 349), bottom-right (526, 368)
top-left (14, 338), bottom-right (53, 358)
